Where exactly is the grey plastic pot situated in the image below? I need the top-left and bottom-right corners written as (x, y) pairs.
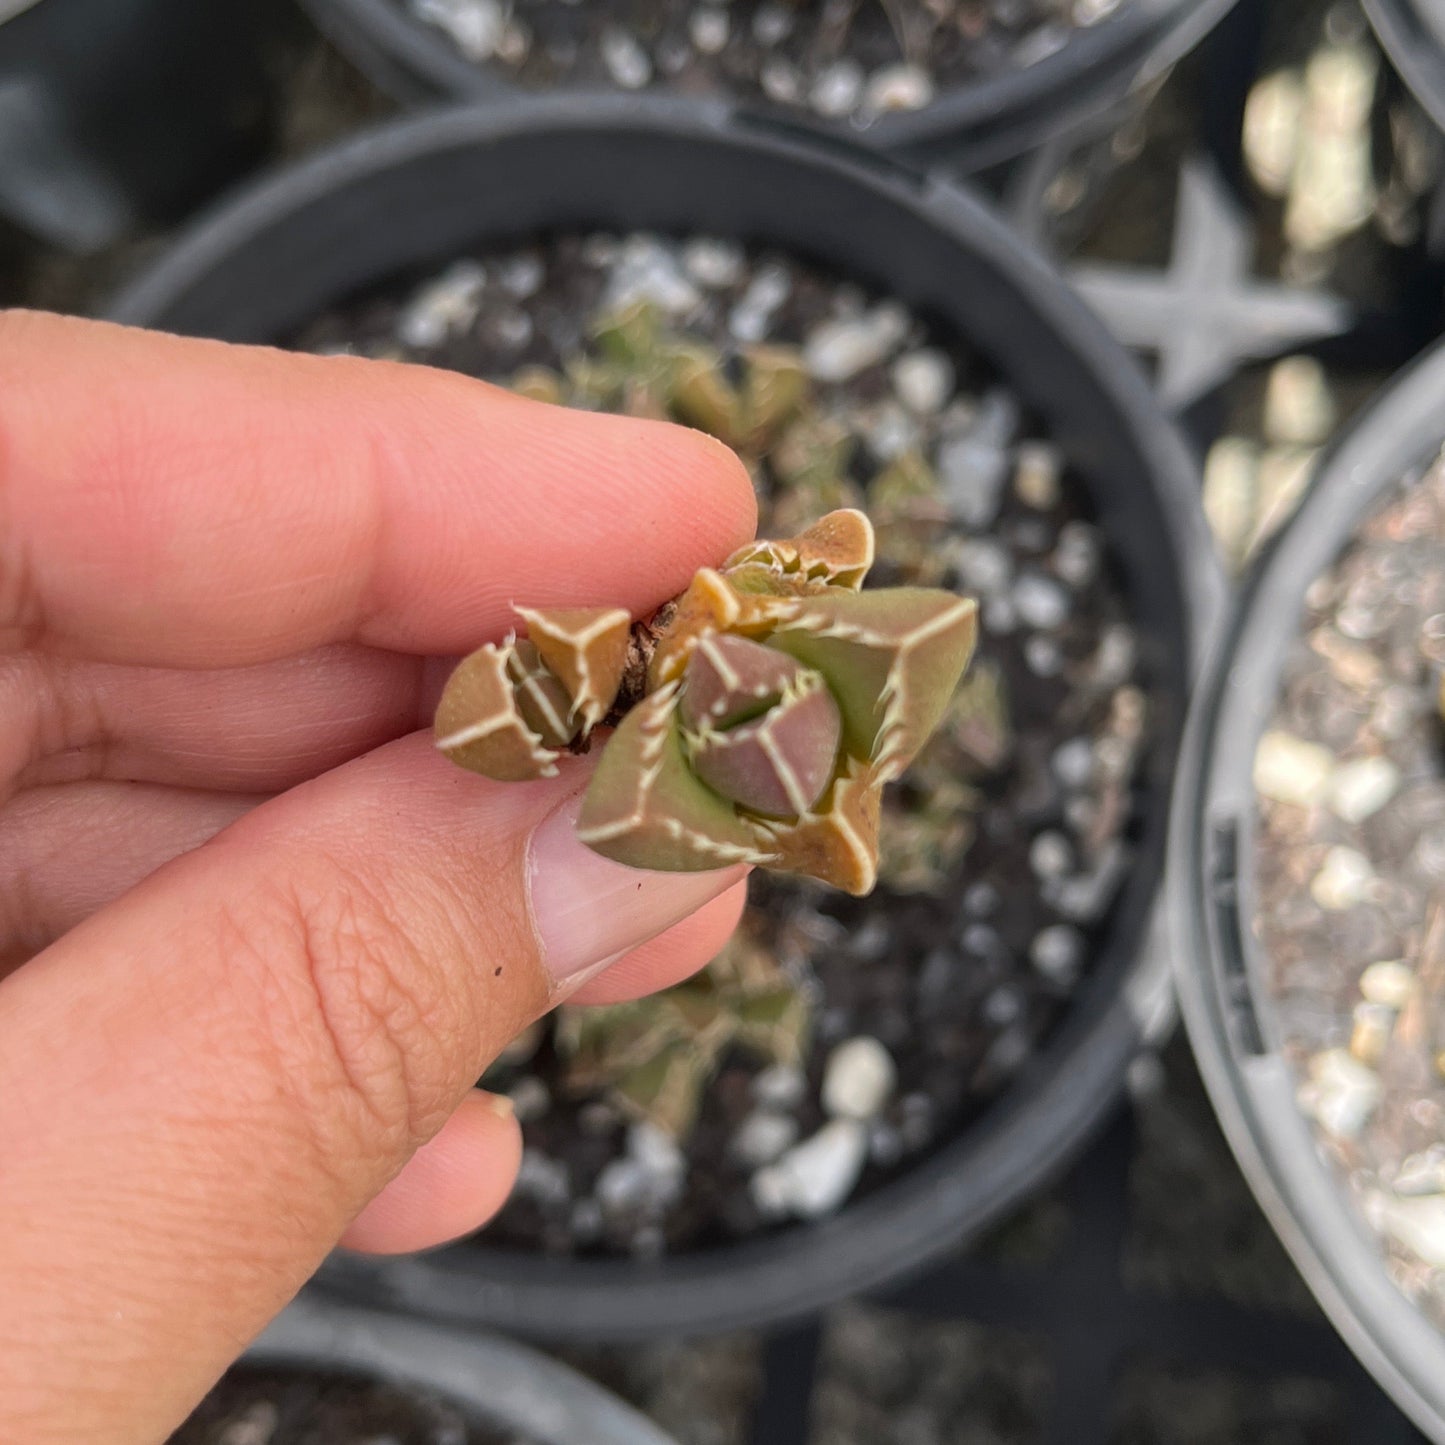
top-left (1170, 335), bottom-right (1445, 1444)
top-left (111, 96), bottom-right (1221, 1341)
top-left (301, 0), bottom-right (1237, 175)
top-left (246, 1296), bottom-right (679, 1445)
top-left (1365, 0), bottom-right (1445, 136)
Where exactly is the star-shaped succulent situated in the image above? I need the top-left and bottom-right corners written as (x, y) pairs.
top-left (435, 508), bottom-right (977, 895)
top-left (552, 927), bottom-right (808, 1139)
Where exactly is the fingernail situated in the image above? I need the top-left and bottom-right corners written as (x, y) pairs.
top-left (527, 793), bottom-right (746, 989)
top-left (486, 1092), bottom-right (516, 1122)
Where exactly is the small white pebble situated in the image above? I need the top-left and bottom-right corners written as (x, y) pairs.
top-left (863, 62), bottom-right (934, 115)
top-left (810, 60), bottom-right (865, 118)
top-left (1013, 571), bottom-right (1070, 631)
top-left (753, 1063), bottom-right (807, 1110)
top-left (891, 348), bottom-right (954, 414)
top-left (1311, 846), bottom-right (1374, 910)
top-left (600, 26), bottom-right (652, 89)
top-left (1254, 730), bottom-right (1335, 807)
top-left (1014, 442), bottom-right (1063, 510)
top-left (732, 1111), bottom-right (799, 1169)
top-left (689, 6), bottom-right (730, 54)
top-left (1030, 830), bottom-right (1074, 880)
top-left (1328, 755), bottom-right (1401, 823)
top-left (1302, 1048), bottom-right (1381, 1138)
top-left (821, 1037), bottom-right (897, 1120)
top-left (1360, 960), bottom-right (1415, 1010)
top-left (1030, 925), bottom-right (1085, 986)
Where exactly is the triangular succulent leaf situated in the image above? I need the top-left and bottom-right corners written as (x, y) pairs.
top-left (576, 684), bottom-right (774, 871)
top-left (433, 642), bottom-right (562, 781)
top-left (766, 587), bottom-right (978, 780)
top-left (516, 604), bottom-right (632, 731)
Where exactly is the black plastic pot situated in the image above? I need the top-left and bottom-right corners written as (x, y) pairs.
top-left (239, 1296), bottom-right (678, 1444)
top-left (110, 97), bottom-right (1221, 1339)
top-left (0, 0), bottom-right (285, 251)
top-left (1170, 337), bottom-right (1445, 1443)
top-left (301, 0), bottom-right (1236, 175)
top-left (1365, 0), bottom-right (1445, 136)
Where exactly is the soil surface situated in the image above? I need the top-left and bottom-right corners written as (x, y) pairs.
top-left (398, 0), bottom-right (1134, 126)
top-left (1254, 447), bottom-right (1445, 1332)
top-left (169, 1369), bottom-right (534, 1444)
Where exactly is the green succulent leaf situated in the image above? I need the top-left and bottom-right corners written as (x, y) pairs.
top-left (575, 683), bottom-right (775, 871)
top-left (766, 587), bottom-right (979, 781)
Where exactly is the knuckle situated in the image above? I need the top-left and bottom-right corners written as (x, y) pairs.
top-left (221, 861), bottom-right (471, 1171)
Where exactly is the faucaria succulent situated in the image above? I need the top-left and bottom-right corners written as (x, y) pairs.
top-left (552, 928), bottom-right (808, 1139)
top-left (436, 508), bottom-right (977, 895)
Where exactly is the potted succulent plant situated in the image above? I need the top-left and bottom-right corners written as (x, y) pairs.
top-left (172, 1296), bottom-right (679, 1444)
top-left (1171, 334), bottom-right (1445, 1442)
top-left (299, 0), bottom-right (1237, 174)
top-left (112, 96), bottom-right (1218, 1337)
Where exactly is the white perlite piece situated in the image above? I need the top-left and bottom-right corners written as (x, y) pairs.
top-left (1328, 755), bottom-right (1401, 823)
top-left (821, 1037), bottom-right (897, 1120)
top-left (397, 259), bottom-right (486, 349)
top-left (1311, 845), bottom-right (1374, 910)
top-left (1359, 959), bottom-right (1415, 1010)
top-left (752, 1063), bottom-right (807, 1110)
top-left (600, 26), bottom-right (652, 89)
top-left (803, 303), bottom-right (910, 382)
top-left (863, 63), bottom-right (934, 115)
top-left (751, 1119), bottom-right (869, 1220)
top-left (411, 0), bottom-right (504, 61)
top-left (732, 1111), bottom-right (799, 1169)
top-left (810, 60), bottom-right (866, 118)
top-left (1301, 1047), bottom-right (1381, 1138)
top-left (689, 6), bottom-right (730, 54)
top-left (1254, 730), bottom-right (1335, 806)
top-left (1382, 1195), bottom-right (1445, 1270)
top-left (891, 348), bottom-right (955, 415)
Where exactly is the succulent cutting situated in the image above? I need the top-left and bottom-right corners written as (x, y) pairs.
top-left (435, 507), bottom-right (977, 895)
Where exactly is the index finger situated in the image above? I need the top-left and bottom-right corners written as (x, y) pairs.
top-left (0, 310), bottom-right (756, 666)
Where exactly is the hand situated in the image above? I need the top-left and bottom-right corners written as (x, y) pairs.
top-left (0, 311), bottom-right (756, 1443)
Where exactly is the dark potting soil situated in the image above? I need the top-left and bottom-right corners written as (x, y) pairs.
top-left (169, 1368), bottom-right (534, 1445)
top-left (396, 0), bottom-right (1131, 126)
top-left (1253, 446), bottom-right (1445, 1331)
top-left (298, 232), bottom-right (1151, 1255)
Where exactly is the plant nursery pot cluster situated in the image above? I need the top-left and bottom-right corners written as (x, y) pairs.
top-left (171, 1297), bottom-right (679, 1445)
top-left (1171, 335), bottom-right (1445, 1444)
top-left (0, 0), bottom-right (286, 251)
top-left (113, 97), bottom-right (1219, 1340)
top-left (301, 0), bottom-right (1237, 175)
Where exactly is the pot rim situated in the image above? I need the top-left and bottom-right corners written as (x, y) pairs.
top-left (244, 1295), bottom-right (679, 1444)
top-left (1169, 336), bottom-right (1445, 1442)
top-left (110, 95), bottom-right (1220, 1339)
top-left (299, 0), bottom-right (1238, 172)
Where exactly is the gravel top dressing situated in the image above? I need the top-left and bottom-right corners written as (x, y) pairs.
top-left (170, 1369), bottom-right (533, 1444)
top-left (300, 230), bottom-right (1151, 1256)
top-left (397, 0), bottom-right (1131, 125)
top-left (1253, 447), bottom-right (1445, 1333)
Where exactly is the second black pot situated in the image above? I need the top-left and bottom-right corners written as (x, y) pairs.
top-left (302, 0), bottom-right (1236, 175)
top-left (111, 97), bottom-right (1220, 1340)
